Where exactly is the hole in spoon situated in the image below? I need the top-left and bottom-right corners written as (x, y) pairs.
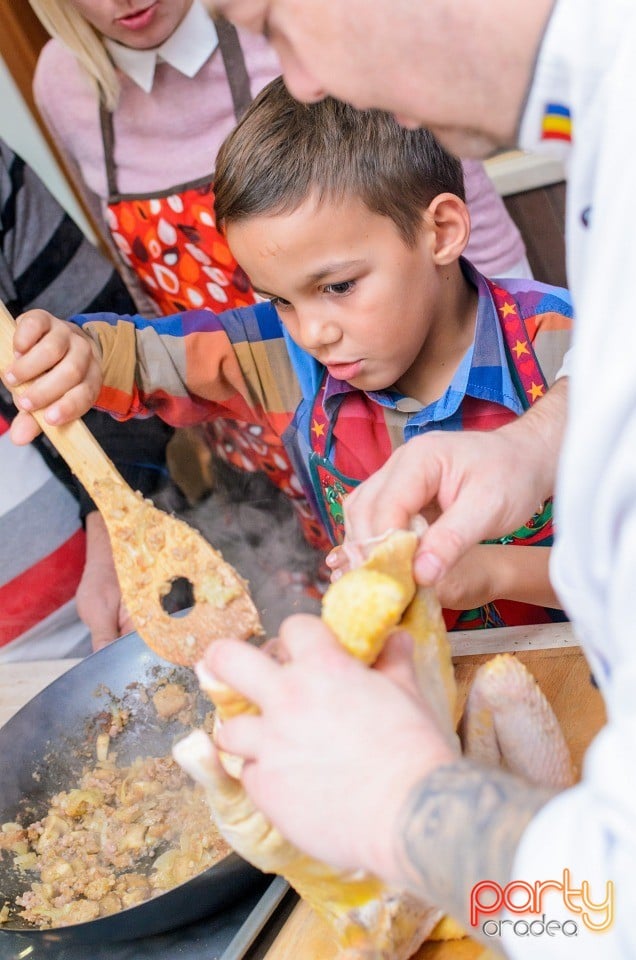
top-left (161, 576), bottom-right (195, 615)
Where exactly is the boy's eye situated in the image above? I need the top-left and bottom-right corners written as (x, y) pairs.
top-left (324, 280), bottom-right (355, 296)
top-left (269, 296), bottom-right (292, 310)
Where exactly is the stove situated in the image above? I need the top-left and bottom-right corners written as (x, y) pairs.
top-left (0, 876), bottom-right (294, 960)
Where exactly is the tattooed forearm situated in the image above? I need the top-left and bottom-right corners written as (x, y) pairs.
top-left (395, 760), bottom-right (554, 927)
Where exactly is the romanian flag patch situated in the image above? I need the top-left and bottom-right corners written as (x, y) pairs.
top-left (541, 103), bottom-right (572, 142)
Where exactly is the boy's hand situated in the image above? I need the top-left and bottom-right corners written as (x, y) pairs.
top-left (434, 543), bottom-right (501, 610)
top-left (2, 310), bottom-right (103, 444)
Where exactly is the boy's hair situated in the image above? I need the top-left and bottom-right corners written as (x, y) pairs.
top-left (214, 76), bottom-right (465, 247)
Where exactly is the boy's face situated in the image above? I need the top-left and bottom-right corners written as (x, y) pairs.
top-left (226, 195), bottom-right (462, 402)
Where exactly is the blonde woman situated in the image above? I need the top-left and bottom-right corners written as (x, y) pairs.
top-left (31, 0), bottom-right (281, 316)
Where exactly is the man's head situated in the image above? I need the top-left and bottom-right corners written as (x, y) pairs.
top-left (216, 78), bottom-right (476, 401)
top-left (211, 0), bottom-right (556, 156)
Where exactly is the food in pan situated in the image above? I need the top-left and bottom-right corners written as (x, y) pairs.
top-left (0, 683), bottom-right (228, 929)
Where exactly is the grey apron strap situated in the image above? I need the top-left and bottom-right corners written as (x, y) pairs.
top-left (215, 16), bottom-right (253, 121)
top-left (99, 102), bottom-right (121, 203)
top-left (99, 16), bottom-right (252, 198)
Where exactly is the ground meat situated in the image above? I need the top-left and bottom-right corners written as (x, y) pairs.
top-left (152, 682), bottom-right (193, 720)
top-left (3, 747), bottom-right (230, 928)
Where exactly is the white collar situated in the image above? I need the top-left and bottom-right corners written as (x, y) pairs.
top-left (105, 1), bottom-right (218, 94)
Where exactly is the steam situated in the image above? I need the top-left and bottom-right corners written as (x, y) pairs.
top-left (158, 462), bottom-right (325, 639)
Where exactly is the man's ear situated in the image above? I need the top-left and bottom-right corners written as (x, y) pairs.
top-left (425, 193), bottom-right (471, 265)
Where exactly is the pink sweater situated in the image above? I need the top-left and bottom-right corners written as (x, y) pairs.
top-left (34, 31), bottom-right (280, 200)
top-left (462, 159), bottom-right (526, 276)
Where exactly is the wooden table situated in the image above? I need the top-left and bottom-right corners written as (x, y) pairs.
top-left (0, 625), bottom-right (606, 960)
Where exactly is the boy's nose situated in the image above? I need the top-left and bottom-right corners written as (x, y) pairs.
top-left (298, 312), bottom-right (340, 352)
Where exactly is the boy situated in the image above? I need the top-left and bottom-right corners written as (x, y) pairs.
top-left (5, 78), bottom-right (572, 631)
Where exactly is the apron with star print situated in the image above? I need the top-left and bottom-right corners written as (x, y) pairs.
top-left (99, 19), bottom-right (320, 541)
top-left (304, 278), bottom-right (566, 629)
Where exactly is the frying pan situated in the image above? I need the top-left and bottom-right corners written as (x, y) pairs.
top-left (0, 630), bottom-right (263, 945)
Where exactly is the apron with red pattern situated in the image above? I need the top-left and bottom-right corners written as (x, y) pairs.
top-left (306, 278), bottom-right (566, 629)
top-left (100, 21), bottom-right (326, 549)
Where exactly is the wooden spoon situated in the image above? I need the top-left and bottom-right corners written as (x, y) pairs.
top-left (0, 304), bottom-right (262, 665)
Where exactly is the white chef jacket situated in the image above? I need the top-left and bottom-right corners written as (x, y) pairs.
top-left (496, 0), bottom-right (636, 955)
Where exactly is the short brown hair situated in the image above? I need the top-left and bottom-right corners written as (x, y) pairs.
top-left (214, 77), bottom-right (465, 247)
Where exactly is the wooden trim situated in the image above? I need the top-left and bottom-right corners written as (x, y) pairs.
top-left (0, 1), bottom-right (49, 116)
top-left (503, 182), bottom-right (567, 288)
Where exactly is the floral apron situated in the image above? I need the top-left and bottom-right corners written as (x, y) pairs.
top-left (306, 278), bottom-right (567, 629)
top-left (100, 20), bottom-right (323, 543)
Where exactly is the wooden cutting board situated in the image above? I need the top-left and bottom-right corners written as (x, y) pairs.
top-left (264, 629), bottom-right (606, 960)
top-left (0, 659), bottom-right (80, 728)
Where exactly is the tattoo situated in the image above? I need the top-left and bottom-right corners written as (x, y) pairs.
top-left (396, 760), bottom-right (554, 927)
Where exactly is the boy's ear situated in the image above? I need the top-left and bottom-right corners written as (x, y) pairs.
top-left (425, 193), bottom-right (471, 265)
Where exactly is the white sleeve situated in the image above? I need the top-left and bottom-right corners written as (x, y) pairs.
top-left (497, 0), bottom-right (636, 956)
top-left (497, 719), bottom-right (636, 957)
top-left (554, 347), bottom-right (572, 380)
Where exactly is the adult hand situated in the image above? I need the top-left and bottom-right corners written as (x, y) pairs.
top-left (205, 614), bottom-right (457, 884)
top-left (76, 511), bottom-right (134, 652)
top-left (3, 309), bottom-right (102, 444)
top-left (343, 379), bottom-right (568, 586)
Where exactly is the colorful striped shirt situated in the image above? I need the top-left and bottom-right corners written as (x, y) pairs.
top-left (72, 259), bottom-right (573, 627)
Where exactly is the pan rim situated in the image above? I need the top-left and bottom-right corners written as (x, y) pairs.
top-left (0, 631), bottom-right (263, 944)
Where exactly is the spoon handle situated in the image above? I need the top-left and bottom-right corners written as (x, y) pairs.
top-left (0, 301), bottom-right (124, 497)
top-left (0, 301), bottom-right (263, 666)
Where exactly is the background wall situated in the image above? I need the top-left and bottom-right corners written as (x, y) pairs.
top-left (0, 55), bottom-right (93, 239)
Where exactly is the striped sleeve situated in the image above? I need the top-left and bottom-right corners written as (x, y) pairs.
top-left (0, 139), bottom-right (170, 518)
top-left (516, 282), bottom-right (574, 386)
top-left (0, 140), bottom-right (136, 318)
top-left (0, 414), bottom-right (85, 648)
top-left (71, 302), bottom-right (303, 439)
